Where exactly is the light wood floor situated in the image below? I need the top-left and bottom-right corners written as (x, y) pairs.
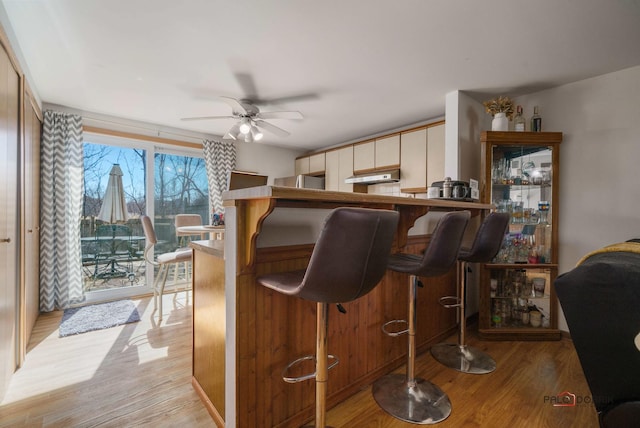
top-left (0, 294), bottom-right (599, 428)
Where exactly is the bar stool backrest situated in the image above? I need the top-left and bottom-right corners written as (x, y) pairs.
top-left (140, 215), bottom-right (157, 246)
top-left (459, 212), bottom-right (510, 263)
top-left (415, 211), bottom-right (471, 277)
top-left (298, 207), bottom-right (399, 304)
top-left (175, 214), bottom-right (202, 231)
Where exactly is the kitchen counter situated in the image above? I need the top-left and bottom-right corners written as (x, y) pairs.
top-left (192, 186), bottom-right (492, 427)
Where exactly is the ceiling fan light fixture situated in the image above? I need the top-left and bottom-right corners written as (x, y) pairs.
top-left (225, 122), bottom-right (241, 140)
top-left (244, 131), bottom-right (254, 143)
top-left (251, 125), bottom-right (264, 141)
top-left (239, 117), bottom-right (251, 134)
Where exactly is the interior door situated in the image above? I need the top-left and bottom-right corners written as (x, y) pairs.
top-left (20, 94), bottom-right (41, 362)
top-left (0, 42), bottom-right (20, 401)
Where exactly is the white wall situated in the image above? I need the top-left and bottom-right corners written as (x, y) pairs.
top-left (514, 65), bottom-right (640, 271)
top-left (235, 141), bottom-right (301, 184)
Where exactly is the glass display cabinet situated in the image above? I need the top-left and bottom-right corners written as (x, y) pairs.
top-left (479, 131), bottom-right (563, 340)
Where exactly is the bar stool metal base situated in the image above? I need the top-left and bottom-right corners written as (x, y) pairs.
top-left (372, 374), bottom-right (452, 424)
top-left (430, 343), bottom-right (496, 374)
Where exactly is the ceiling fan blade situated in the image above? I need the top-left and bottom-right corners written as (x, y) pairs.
top-left (219, 96), bottom-right (248, 115)
top-left (233, 72), bottom-right (259, 101)
top-left (257, 111), bottom-right (304, 120)
top-left (254, 119), bottom-right (290, 138)
top-left (260, 93), bottom-right (319, 105)
top-left (180, 115), bottom-right (235, 121)
top-left (233, 71), bottom-right (318, 105)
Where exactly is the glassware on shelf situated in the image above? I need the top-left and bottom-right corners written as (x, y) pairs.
top-left (530, 168), bottom-right (544, 185)
top-left (492, 158), bottom-right (514, 184)
top-left (523, 208), bottom-right (534, 224)
top-left (536, 201), bottom-right (552, 263)
top-left (526, 234), bottom-right (539, 264)
top-left (532, 277), bottom-right (546, 297)
top-left (488, 268), bottom-right (554, 329)
top-left (491, 301), bottom-right (502, 328)
top-left (512, 200), bottom-right (524, 224)
top-left (530, 310), bottom-right (542, 327)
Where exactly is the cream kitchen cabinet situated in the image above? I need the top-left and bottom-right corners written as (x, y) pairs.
top-left (325, 146), bottom-right (355, 192)
top-left (400, 122), bottom-right (445, 193)
top-left (353, 140), bottom-right (375, 172)
top-left (353, 134), bottom-right (400, 174)
top-left (308, 152), bottom-right (325, 175)
top-left (294, 156), bottom-right (309, 176)
top-left (295, 153), bottom-right (325, 176)
top-left (375, 134), bottom-right (400, 170)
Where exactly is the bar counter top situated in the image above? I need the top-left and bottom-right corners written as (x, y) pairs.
top-left (223, 185), bottom-right (490, 211)
top-left (189, 239), bottom-right (224, 258)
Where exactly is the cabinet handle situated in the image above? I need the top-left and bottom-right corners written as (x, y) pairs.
top-left (28, 229), bottom-right (33, 233)
top-left (0, 238), bottom-right (10, 243)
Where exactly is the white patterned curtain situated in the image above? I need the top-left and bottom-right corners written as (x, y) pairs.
top-left (203, 139), bottom-right (236, 215)
top-left (40, 110), bottom-right (84, 311)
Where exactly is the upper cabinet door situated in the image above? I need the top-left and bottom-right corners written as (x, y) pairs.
top-left (353, 141), bottom-right (375, 173)
top-left (337, 146), bottom-right (354, 192)
top-left (426, 123), bottom-right (445, 187)
top-left (295, 156), bottom-right (310, 176)
top-left (375, 134), bottom-right (400, 169)
top-left (400, 127), bottom-right (428, 192)
top-left (308, 152), bottom-right (326, 175)
top-left (324, 146), bottom-right (354, 192)
top-left (399, 123), bottom-right (445, 193)
top-left (324, 150), bottom-right (339, 191)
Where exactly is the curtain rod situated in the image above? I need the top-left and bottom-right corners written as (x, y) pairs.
top-left (76, 112), bottom-right (220, 142)
top-left (83, 126), bottom-right (203, 150)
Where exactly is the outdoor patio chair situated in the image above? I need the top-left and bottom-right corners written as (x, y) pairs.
top-left (93, 223), bottom-right (135, 282)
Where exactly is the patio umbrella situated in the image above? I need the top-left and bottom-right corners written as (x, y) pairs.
top-left (98, 163), bottom-right (128, 223)
top-left (95, 164), bottom-right (132, 280)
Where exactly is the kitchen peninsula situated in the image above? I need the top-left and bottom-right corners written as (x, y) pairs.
top-left (191, 186), bottom-right (492, 428)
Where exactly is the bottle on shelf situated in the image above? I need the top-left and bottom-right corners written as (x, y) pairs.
top-left (531, 106), bottom-right (542, 132)
top-left (536, 201), bottom-right (552, 263)
top-left (514, 105), bottom-right (526, 131)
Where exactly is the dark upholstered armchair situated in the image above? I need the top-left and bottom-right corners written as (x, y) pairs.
top-left (555, 241), bottom-right (640, 428)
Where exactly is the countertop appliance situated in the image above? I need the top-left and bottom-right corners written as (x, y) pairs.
top-left (274, 174), bottom-right (325, 190)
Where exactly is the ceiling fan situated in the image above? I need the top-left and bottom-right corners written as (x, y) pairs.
top-left (181, 96), bottom-right (304, 143)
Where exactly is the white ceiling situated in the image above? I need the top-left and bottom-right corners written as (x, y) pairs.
top-left (2, 0), bottom-right (640, 151)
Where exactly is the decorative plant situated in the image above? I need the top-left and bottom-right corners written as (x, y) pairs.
top-left (483, 96), bottom-right (514, 119)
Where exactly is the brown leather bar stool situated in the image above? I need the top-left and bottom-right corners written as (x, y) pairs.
top-left (372, 210), bottom-right (470, 424)
top-left (257, 207), bottom-right (399, 428)
top-left (430, 212), bottom-right (510, 374)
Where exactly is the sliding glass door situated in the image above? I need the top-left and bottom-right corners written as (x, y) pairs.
top-left (80, 133), bottom-right (207, 303)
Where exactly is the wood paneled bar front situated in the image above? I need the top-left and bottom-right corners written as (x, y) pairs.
top-left (191, 186), bottom-right (492, 428)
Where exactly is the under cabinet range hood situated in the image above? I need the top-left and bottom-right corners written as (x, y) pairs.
top-left (344, 169), bottom-right (400, 184)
